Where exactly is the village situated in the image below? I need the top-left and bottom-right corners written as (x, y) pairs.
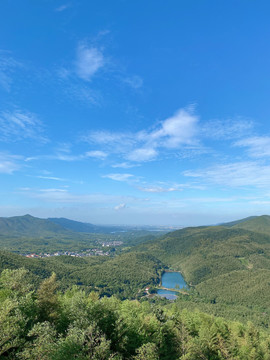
top-left (21, 240), bottom-right (123, 258)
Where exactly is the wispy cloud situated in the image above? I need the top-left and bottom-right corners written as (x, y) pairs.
top-left (111, 162), bottom-right (139, 169)
top-left (62, 83), bottom-right (101, 106)
top-left (85, 150), bottom-right (107, 159)
top-left (0, 51), bottom-right (22, 92)
top-left (202, 118), bottom-right (254, 140)
top-left (36, 176), bottom-right (67, 181)
top-left (184, 161), bottom-right (270, 188)
top-left (102, 173), bottom-right (134, 182)
top-left (83, 107), bottom-right (199, 163)
top-left (138, 186), bottom-right (182, 193)
top-left (0, 109), bottom-right (47, 142)
top-left (25, 145), bottom-right (107, 163)
top-left (0, 153), bottom-right (22, 174)
top-left (55, 3), bottom-right (71, 12)
top-left (76, 45), bottom-right (104, 81)
top-left (19, 187), bottom-right (143, 205)
top-left (127, 148), bottom-right (157, 162)
top-left (123, 75), bottom-right (143, 89)
top-left (234, 136), bottom-right (270, 158)
top-left (114, 203), bottom-right (126, 211)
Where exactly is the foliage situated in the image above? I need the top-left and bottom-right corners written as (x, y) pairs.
top-left (1, 269), bottom-right (270, 359)
top-left (0, 250), bottom-right (163, 299)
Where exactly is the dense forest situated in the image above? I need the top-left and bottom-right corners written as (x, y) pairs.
top-left (1, 268), bottom-right (270, 359)
top-left (135, 217), bottom-right (270, 329)
top-left (0, 250), bottom-right (163, 299)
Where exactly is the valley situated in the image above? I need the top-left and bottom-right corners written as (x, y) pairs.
top-left (1, 214), bottom-right (270, 358)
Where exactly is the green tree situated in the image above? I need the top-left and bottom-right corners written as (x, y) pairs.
top-left (37, 272), bottom-right (59, 322)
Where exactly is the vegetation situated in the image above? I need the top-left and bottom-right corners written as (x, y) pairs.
top-left (1, 268), bottom-right (270, 360)
top-left (0, 215), bottom-right (165, 253)
top-left (2, 214), bottom-right (270, 358)
top-left (0, 250), bottom-right (163, 299)
top-left (134, 217), bottom-right (270, 330)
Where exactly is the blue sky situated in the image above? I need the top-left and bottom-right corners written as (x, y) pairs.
top-left (1, 0), bottom-right (270, 225)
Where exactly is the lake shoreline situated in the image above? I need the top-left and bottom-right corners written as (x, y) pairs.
top-left (157, 271), bottom-right (187, 300)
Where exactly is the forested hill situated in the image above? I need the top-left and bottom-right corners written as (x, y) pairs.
top-left (0, 214), bottom-right (121, 236)
top-left (135, 218), bottom-right (270, 321)
top-left (0, 214), bottom-right (69, 236)
top-left (137, 216), bottom-right (270, 280)
top-left (226, 214), bottom-right (270, 235)
top-left (48, 217), bottom-right (125, 233)
top-left (0, 250), bottom-right (163, 299)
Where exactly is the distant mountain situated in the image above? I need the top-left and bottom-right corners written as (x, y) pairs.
top-left (221, 216), bottom-right (257, 227)
top-left (48, 217), bottom-right (124, 233)
top-left (0, 214), bottom-right (127, 238)
top-left (0, 214), bottom-right (69, 237)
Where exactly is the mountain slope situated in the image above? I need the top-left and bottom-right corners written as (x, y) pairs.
top-left (48, 217), bottom-right (124, 233)
top-left (230, 215), bottom-right (270, 235)
top-left (0, 214), bottom-right (69, 236)
top-left (0, 249), bottom-right (163, 298)
top-left (135, 220), bottom-right (270, 314)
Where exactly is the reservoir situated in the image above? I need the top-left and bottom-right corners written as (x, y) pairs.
top-left (157, 271), bottom-right (187, 300)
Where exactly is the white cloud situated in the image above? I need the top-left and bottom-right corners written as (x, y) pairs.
top-left (85, 150), bottom-right (107, 159)
top-left (138, 186), bottom-right (181, 193)
top-left (149, 108), bottom-right (199, 148)
top-left (83, 107), bottom-right (199, 163)
top-left (36, 176), bottom-right (67, 181)
top-left (63, 84), bottom-right (101, 106)
top-left (127, 147), bottom-right (158, 162)
top-left (84, 130), bottom-right (134, 147)
top-left (0, 51), bottom-right (22, 92)
top-left (202, 118), bottom-right (254, 140)
top-left (234, 136), bottom-right (270, 158)
top-left (114, 203), bottom-right (126, 211)
top-left (24, 147), bottom-right (106, 164)
top-left (19, 187), bottom-right (142, 205)
top-left (111, 162), bottom-right (139, 169)
top-left (124, 75), bottom-right (143, 89)
top-left (55, 3), bottom-right (71, 12)
top-left (76, 45), bottom-right (104, 81)
top-left (102, 173), bottom-right (134, 182)
top-left (184, 161), bottom-right (270, 188)
top-left (0, 153), bottom-right (22, 174)
top-left (0, 109), bottom-right (47, 142)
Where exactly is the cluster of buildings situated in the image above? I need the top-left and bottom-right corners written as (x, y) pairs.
top-left (21, 239), bottom-right (124, 259)
top-left (22, 248), bottom-right (110, 258)
top-left (100, 240), bottom-right (123, 247)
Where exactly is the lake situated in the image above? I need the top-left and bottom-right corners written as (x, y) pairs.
top-left (157, 271), bottom-right (187, 300)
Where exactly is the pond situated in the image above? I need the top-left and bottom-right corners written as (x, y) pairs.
top-left (156, 288), bottom-right (178, 300)
top-left (156, 271), bottom-right (187, 300)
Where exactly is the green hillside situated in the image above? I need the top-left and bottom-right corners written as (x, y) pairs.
top-left (0, 250), bottom-right (163, 299)
top-left (221, 216), bottom-right (257, 227)
top-left (48, 217), bottom-right (125, 233)
top-left (137, 225), bottom-right (270, 282)
top-left (2, 269), bottom-right (270, 359)
top-left (0, 215), bottom-right (166, 253)
top-left (230, 215), bottom-right (270, 235)
top-left (0, 214), bottom-right (69, 236)
top-left (135, 220), bottom-right (270, 328)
